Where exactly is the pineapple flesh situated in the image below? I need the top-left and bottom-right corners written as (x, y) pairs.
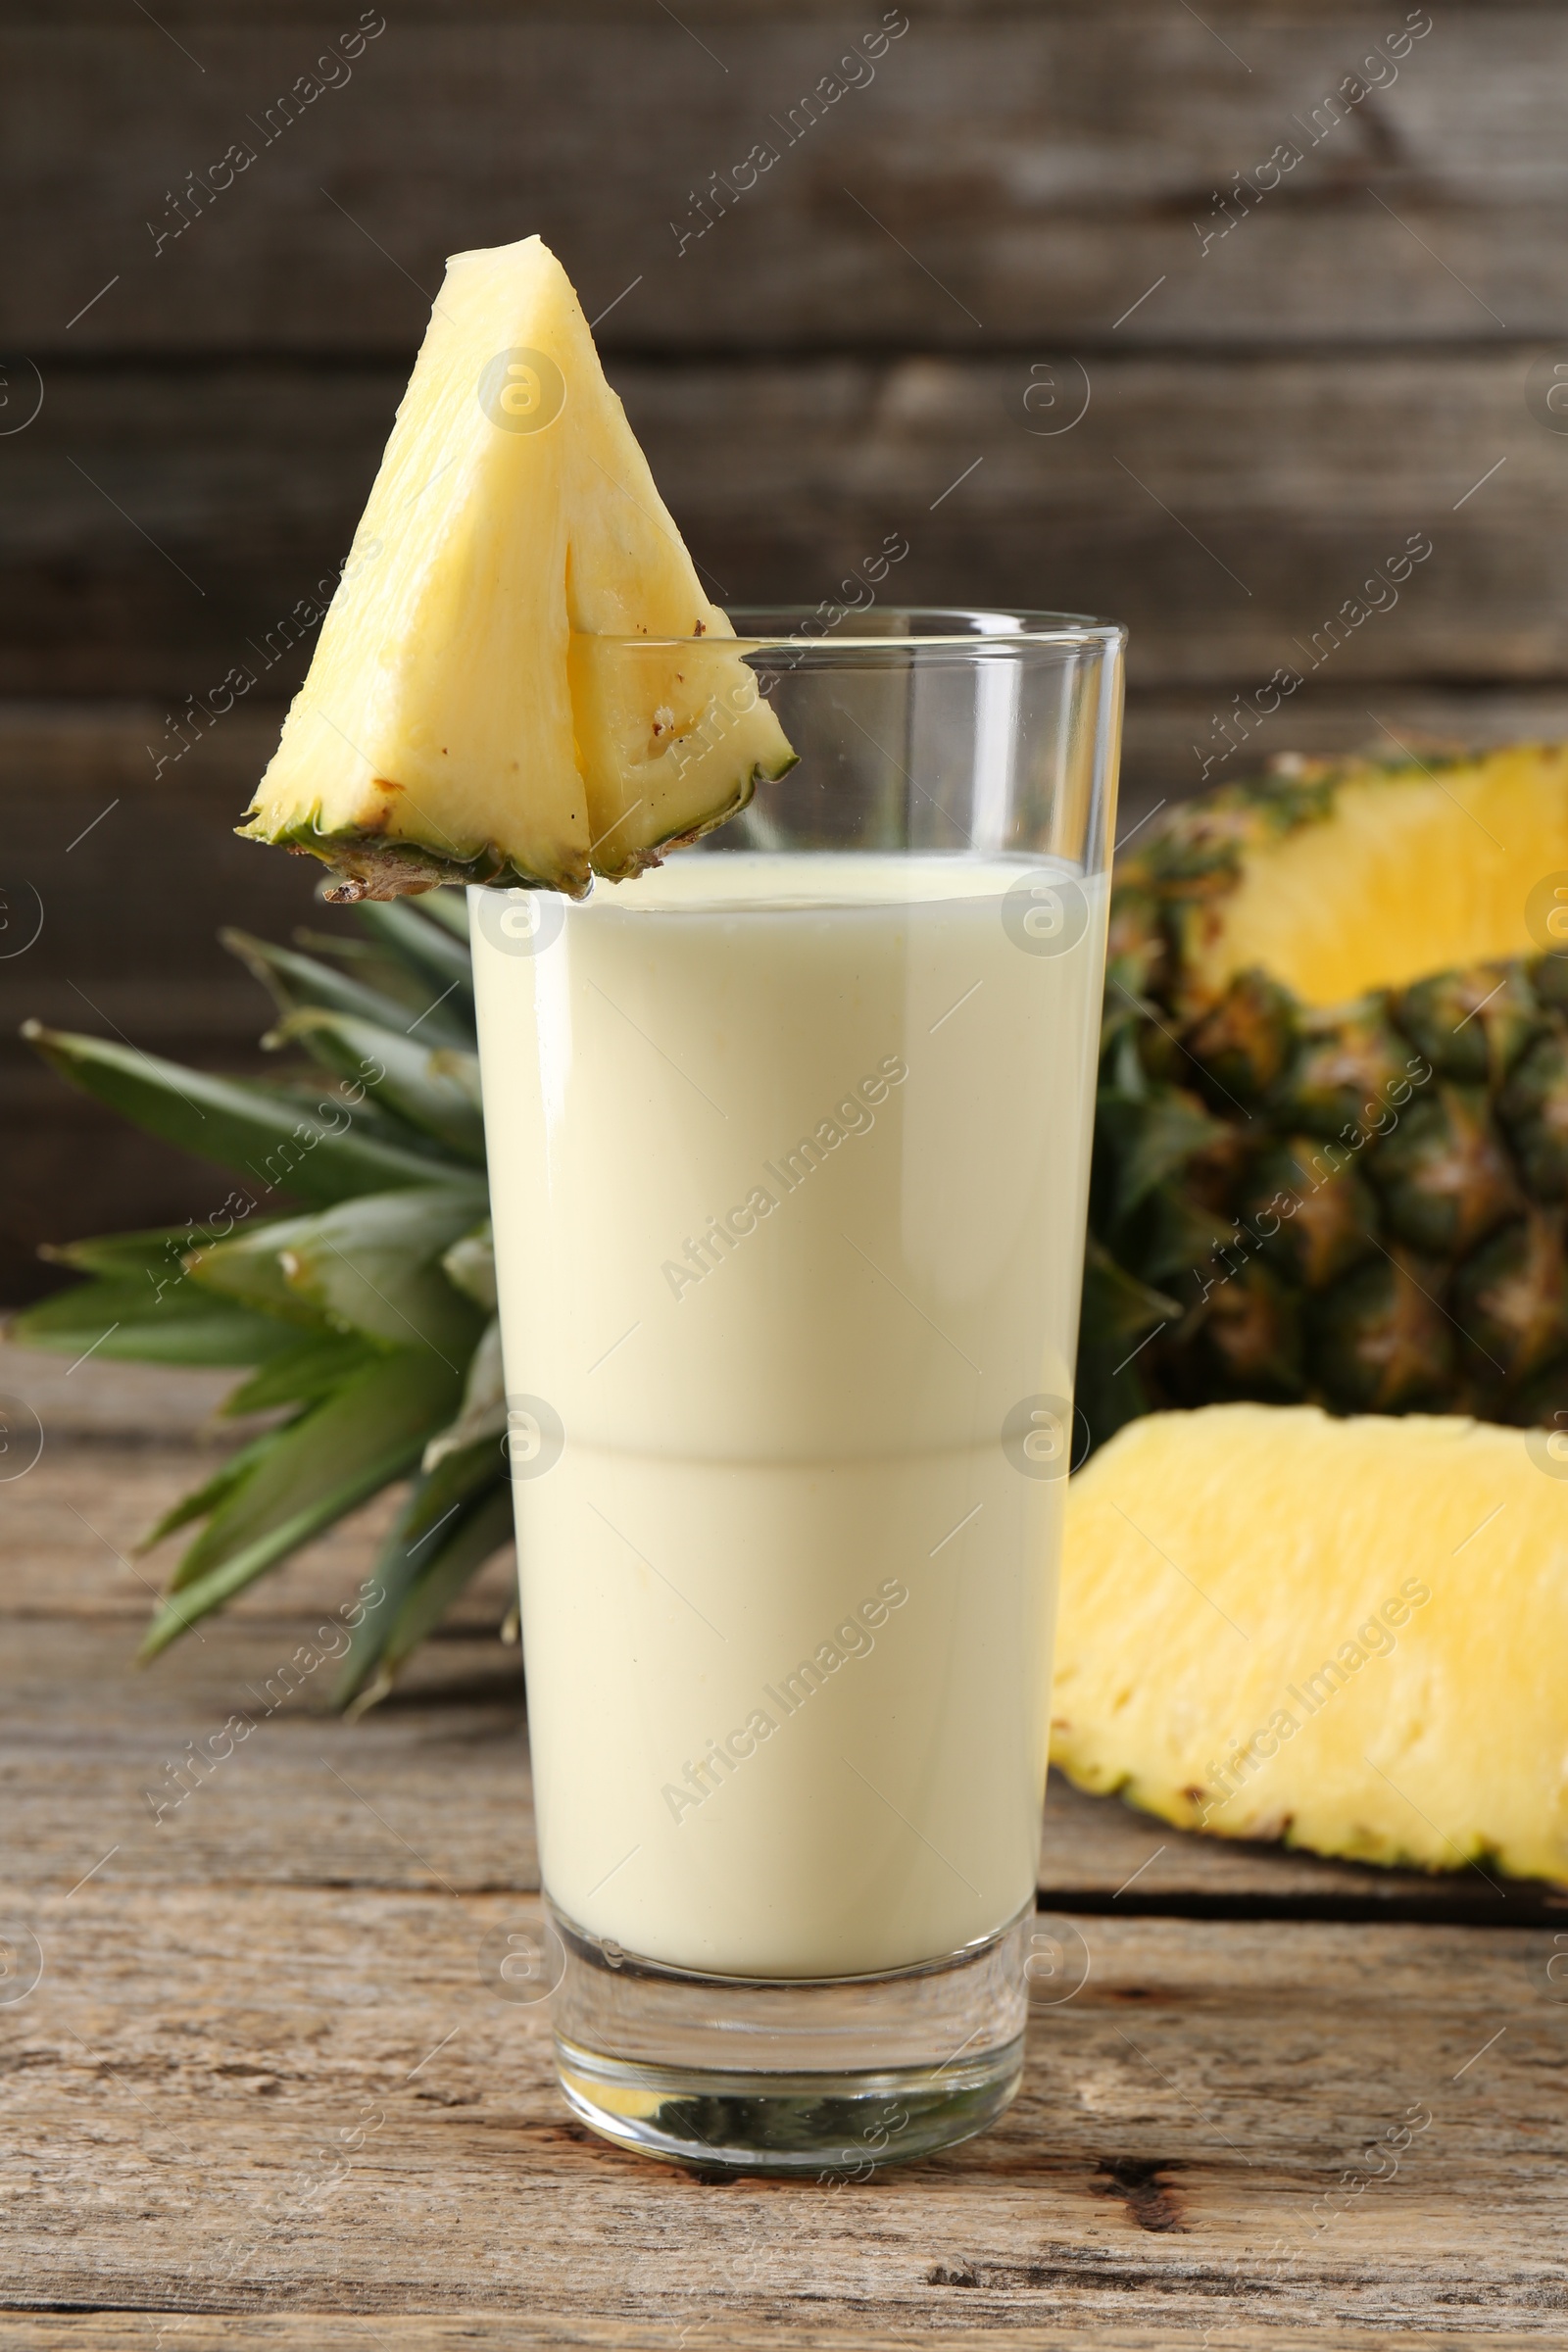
top-left (241, 236), bottom-right (795, 901)
top-left (1054, 1402), bottom-right (1568, 1884)
top-left (1180, 745), bottom-right (1568, 1006)
top-left (1081, 745), bottom-right (1568, 1441)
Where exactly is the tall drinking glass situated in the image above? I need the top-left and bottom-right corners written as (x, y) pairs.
top-left (469, 609), bottom-right (1123, 2172)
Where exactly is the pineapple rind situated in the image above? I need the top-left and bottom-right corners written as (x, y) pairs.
top-left (1054, 1401), bottom-right (1568, 1886)
top-left (260, 747), bottom-right (800, 900)
top-left (259, 812), bottom-right (587, 904)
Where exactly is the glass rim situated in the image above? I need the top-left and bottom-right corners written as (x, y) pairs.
top-left (582, 605), bottom-right (1127, 655)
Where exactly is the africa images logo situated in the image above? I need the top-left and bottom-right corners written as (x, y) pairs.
top-left (478, 347), bottom-right (566, 435)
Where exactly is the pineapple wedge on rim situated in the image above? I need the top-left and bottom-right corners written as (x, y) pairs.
top-left (1054, 1401), bottom-right (1568, 1885)
top-left (241, 235), bottom-right (795, 901)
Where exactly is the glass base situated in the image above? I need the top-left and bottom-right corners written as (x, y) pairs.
top-left (550, 1902), bottom-right (1030, 2176)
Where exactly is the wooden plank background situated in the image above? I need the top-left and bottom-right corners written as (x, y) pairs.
top-left (5, 1), bottom-right (1568, 1289)
top-left (3, 1348), bottom-right (1566, 2341)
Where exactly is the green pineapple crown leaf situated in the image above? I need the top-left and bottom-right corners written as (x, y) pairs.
top-left (13, 890), bottom-right (510, 1712)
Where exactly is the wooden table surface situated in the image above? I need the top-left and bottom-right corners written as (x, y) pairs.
top-left (3, 1343), bottom-right (1565, 2349)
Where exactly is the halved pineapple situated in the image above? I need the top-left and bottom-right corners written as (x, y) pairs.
top-left (1053, 1402), bottom-right (1568, 1884)
top-left (1080, 745), bottom-right (1568, 1440)
top-left (241, 236), bottom-right (794, 900)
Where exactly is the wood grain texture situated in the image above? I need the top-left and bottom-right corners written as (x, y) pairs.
top-left (1, 1890), bottom-right (1562, 2332)
top-left (0, 702), bottom-right (347, 1298)
top-left (0, 1616), bottom-right (535, 1894)
top-left (4, 14), bottom-right (1565, 2328)
top-left (4, 1362), bottom-right (1565, 2335)
top-left (6, 352), bottom-right (1563, 700)
top-left (5, 3), bottom-right (1563, 357)
top-left (3, 2328), bottom-right (1563, 2352)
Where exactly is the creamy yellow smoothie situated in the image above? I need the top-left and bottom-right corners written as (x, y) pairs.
top-left (471, 851), bottom-right (1105, 1977)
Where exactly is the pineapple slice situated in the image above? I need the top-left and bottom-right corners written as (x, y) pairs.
top-left (1054, 1402), bottom-right (1568, 1884)
top-left (241, 236), bottom-right (794, 900)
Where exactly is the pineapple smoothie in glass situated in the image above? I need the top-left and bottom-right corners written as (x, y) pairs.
top-left (471, 611), bottom-right (1123, 2170)
top-left (231, 230), bottom-right (1122, 2173)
